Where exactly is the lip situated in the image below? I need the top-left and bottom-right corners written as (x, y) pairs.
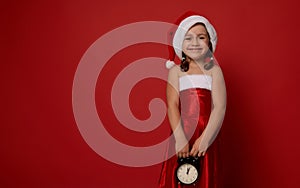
top-left (187, 48), bottom-right (203, 51)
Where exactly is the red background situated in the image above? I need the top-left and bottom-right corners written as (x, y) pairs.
top-left (2, 0), bottom-right (300, 187)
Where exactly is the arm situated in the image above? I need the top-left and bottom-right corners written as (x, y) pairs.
top-left (166, 66), bottom-right (189, 158)
top-left (190, 65), bottom-right (227, 156)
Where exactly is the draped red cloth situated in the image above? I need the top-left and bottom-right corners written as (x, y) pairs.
top-left (158, 88), bottom-right (220, 188)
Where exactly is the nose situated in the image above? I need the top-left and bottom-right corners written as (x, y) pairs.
top-left (191, 38), bottom-right (200, 46)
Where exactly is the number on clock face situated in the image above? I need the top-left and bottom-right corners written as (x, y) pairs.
top-left (177, 163), bottom-right (198, 184)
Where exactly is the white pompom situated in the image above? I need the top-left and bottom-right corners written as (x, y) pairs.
top-left (166, 60), bottom-right (175, 69)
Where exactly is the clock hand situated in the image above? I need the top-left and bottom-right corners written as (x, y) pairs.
top-left (186, 167), bottom-right (190, 175)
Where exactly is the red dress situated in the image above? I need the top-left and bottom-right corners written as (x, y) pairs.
top-left (159, 75), bottom-right (220, 188)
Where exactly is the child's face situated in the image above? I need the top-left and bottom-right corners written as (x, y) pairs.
top-left (182, 24), bottom-right (210, 61)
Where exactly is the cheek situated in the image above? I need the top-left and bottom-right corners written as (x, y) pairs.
top-left (182, 42), bottom-right (189, 52)
top-left (182, 41), bottom-right (188, 48)
top-left (200, 39), bottom-right (210, 47)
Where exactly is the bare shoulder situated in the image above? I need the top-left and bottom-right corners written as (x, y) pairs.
top-left (209, 63), bottom-right (224, 77)
top-left (168, 65), bottom-right (181, 78)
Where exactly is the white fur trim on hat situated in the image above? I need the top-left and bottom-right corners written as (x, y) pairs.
top-left (173, 15), bottom-right (217, 59)
top-left (165, 60), bottom-right (175, 69)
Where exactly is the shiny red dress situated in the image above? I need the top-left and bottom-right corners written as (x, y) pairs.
top-left (159, 75), bottom-right (220, 188)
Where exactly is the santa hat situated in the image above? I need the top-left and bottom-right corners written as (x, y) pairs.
top-left (166, 11), bottom-right (218, 69)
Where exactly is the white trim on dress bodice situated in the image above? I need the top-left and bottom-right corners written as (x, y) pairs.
top-left (179, 74), bottom-right (212, 91)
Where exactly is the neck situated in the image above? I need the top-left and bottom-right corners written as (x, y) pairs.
top-left (193, 57), bottom-right (206, 65)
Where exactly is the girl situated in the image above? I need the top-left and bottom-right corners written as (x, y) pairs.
top-left (159, 14), bottom-right (226, 188)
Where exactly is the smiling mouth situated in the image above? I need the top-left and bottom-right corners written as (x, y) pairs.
top-left (187, 48), bottom-right (203, 51)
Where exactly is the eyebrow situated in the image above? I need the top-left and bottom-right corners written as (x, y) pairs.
top-left (185, 33), bottom-right (207, 37)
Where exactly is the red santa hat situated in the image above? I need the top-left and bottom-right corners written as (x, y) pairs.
top-left (166, 11), bottom-right (218, 69)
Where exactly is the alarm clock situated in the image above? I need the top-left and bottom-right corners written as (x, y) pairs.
top-left (176, 157), bottom-right (201, 185)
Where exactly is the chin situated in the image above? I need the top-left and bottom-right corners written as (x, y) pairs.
top-left (187, 55), bottom-right (204, 61)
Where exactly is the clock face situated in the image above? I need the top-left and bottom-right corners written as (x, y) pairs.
top-left (176, 163), bottom-right (198, 184)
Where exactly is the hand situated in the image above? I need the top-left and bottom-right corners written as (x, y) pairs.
top-left (175, 138), bottom-right (190, 158)
top-left (190, 136), bottom-right (208, 157)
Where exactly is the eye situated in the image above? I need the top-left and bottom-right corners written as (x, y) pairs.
top-left (184, 37), bottom-right (192, 41)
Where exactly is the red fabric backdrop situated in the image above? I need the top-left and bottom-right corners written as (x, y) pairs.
top-left (2, 0), bottom-right (300, 187)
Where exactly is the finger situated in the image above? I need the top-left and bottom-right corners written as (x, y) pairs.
top-left (193, 151), bottom-right (199, 157)
top-left (177, 152), bottom-right (181, 158)
top-left (186, 151), bottom-right (190, 157)
top-left (198, 151), bottom-right (206, 157)
top-left (190, 148), bottom-right (198, 157)
top-left (198, 151), bottom-right (202, 157)
top-left (190, 148), bottom-right (195, 155)
top-left (190, 147), bottom-right (196, 156)
top-left (180, 153), bottom-right (184, 158)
